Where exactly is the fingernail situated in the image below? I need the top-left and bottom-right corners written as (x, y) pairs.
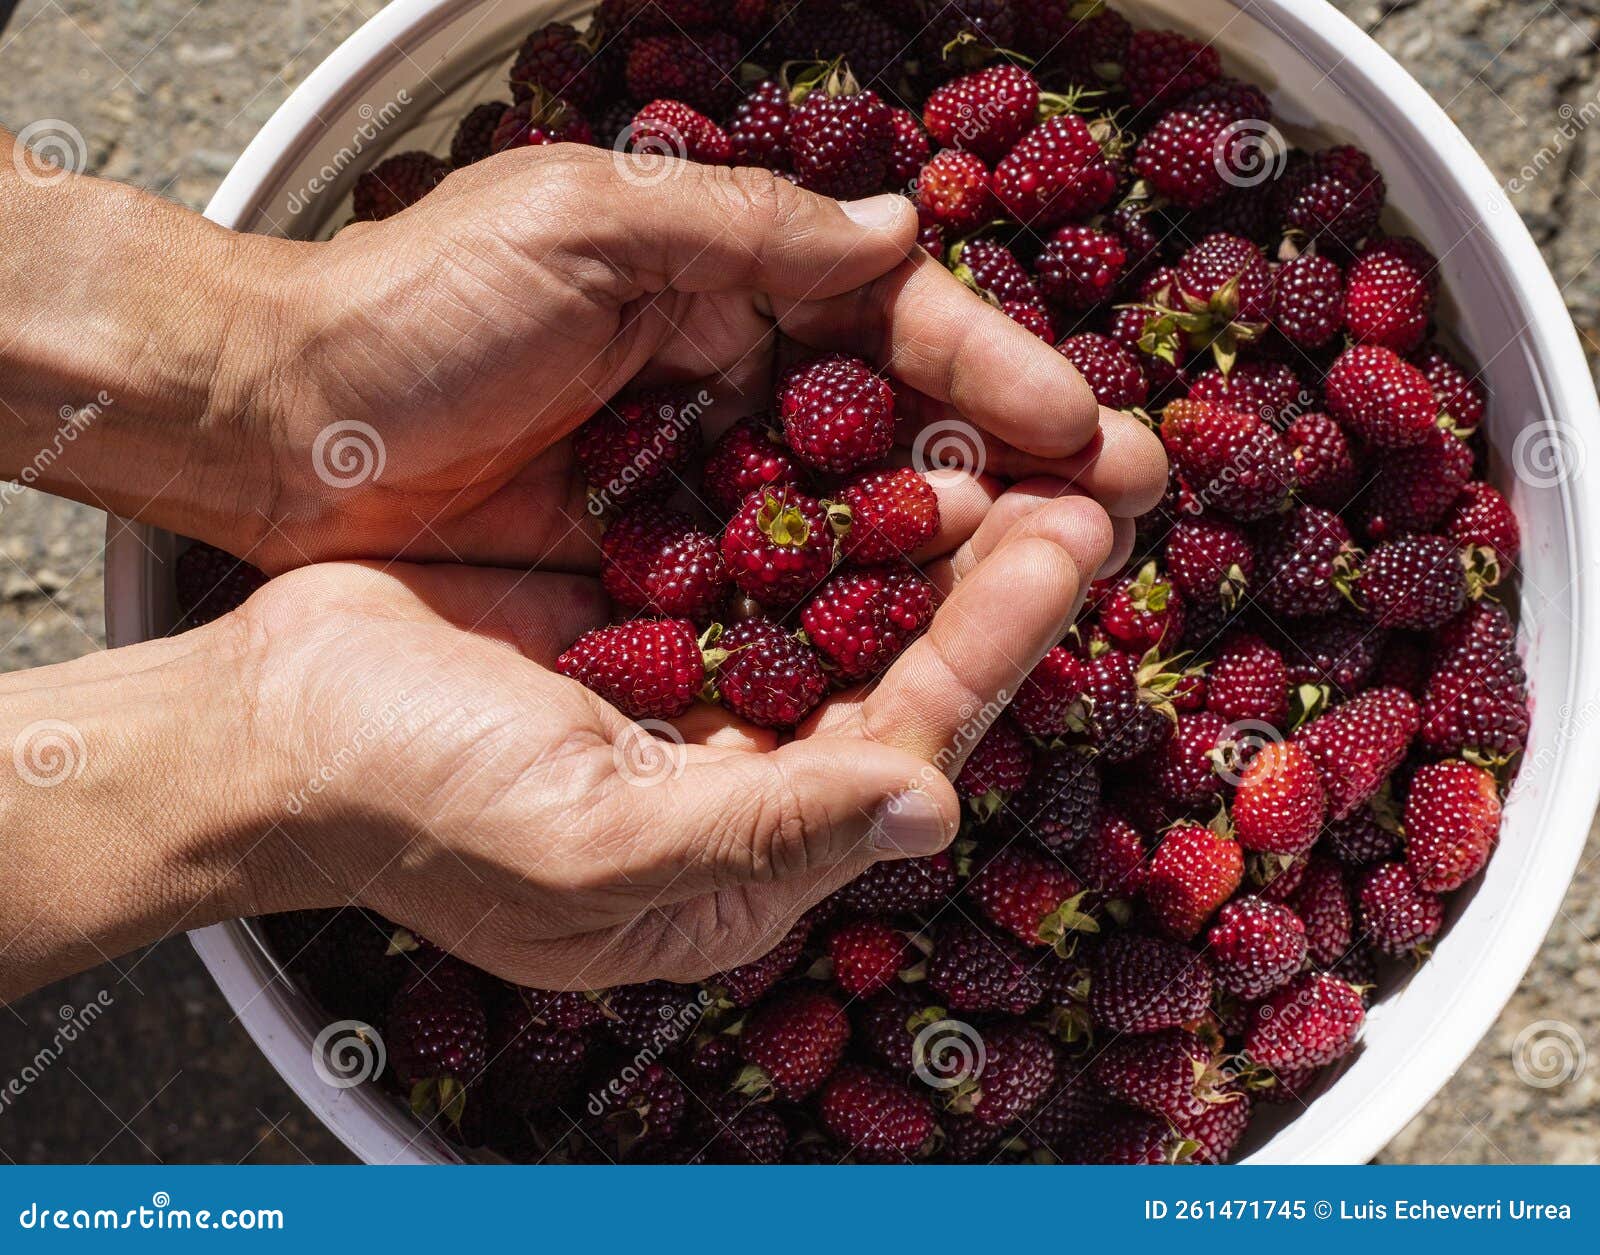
top-left (870, 789), bottom-right (951, 857)
top-left (840, 193), bottom-right (908, 231)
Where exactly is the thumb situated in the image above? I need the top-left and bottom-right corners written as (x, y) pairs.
top-left (577, 148), bottom-right (918, 299)
top-left (648, 736), bottom-right (960, 897)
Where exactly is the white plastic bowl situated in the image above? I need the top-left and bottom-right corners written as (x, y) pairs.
top-left (103, 0), bottom-right (1600, 1164)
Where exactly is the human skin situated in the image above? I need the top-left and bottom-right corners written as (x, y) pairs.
top-left (0, 135), bottom-right (1167, 1001)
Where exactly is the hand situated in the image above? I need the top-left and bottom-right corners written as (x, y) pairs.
top-left (219, 486), bottom-right (1113, 991)
top-left (231, 145), bottom-right (1164, 571)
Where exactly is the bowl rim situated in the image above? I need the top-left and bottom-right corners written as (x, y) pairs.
top-left (104, 0), bottom-right (1600, 1165)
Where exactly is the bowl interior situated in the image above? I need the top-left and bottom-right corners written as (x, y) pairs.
top-left (104, 0), bottom-right (1600, 1165)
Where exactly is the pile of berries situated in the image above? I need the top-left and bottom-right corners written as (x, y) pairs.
top-left (182, 0), bottom-right (1530, 1165)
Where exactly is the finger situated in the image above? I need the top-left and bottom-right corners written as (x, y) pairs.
top-left (671, 703), bottom-right (779, 753)
top-left (562, 148), bottom-right (919, 300)
top-left (860, 496), bottom-right (1115, 766)
top-left (974, 409), bottom-right (1170, 518)
top-left (638, 736), bottom-right (960, 896)
top-left (773, 250), bottom-right (1101, 459)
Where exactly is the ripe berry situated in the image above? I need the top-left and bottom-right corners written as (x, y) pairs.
top-left (1146, 709), bottom-right (1229, 808)
top-left (1003, 299), bottom-right (1059, 341)
top-left (1207, 896), bottom-right (1307, 999)
top-left (1324, 343), bottom-right (1438, 448)
top-left (779, 353), bottom-right (897, 474)
top-left (818, 1065), bottom-right (934, 1163)
top-left (1089, 932), bottom-right (1214, 1034)
top-left (1036, 224), bottom-right (1127, 309)
top-left (1071, 810), bottom-right (1151, 896)
top-left (1093, 1027), bottom-right (1222, 1122)
top-left (1011, 646), bottom-right (1088, 739)
top-left (1277, 145), bottom-right (1385, 252)
top-left (556, 618), bottom-right (706, 719)
top-left (1418, 602), bottom-right (1529, 759)
top-left (923, 62), bottom-right (1040, 163)
top-left (1244, 972), bottom-right (1364, 1070)
top-left (916, 148), bottom-right (995, 233)
top-left (352, 151), bottom-right (448, 221)
top-left (1094, 560), bottom-right (1185, 653)
top-left (721, 488), bottom-right (834, 608)
top-left (727, 79), bottom-right (791, 170)
top-left (1187, 359), bottom-right (1303, 426)
top-left (1011, 744), bottom-right (1102, 852)
top-left (450, 101), bottom-right (510, 168)
top-left (1159, 398), bottom-right (1295, 522)
top-left (713, 916), bottom-right (813, 1006)
top-left (627, 98), bottom-right (732, 163)
top-left (1057, 332), bottom-right (1150, 409)
top-left (1146, 821), bottom-right (1244, 940)
top-left (1123, 28), bottom-right (1221, 110)
top-left (1359, 535), bottom-right (1468, 631)
top-left (1414, 344), bottom-right (1486, 427)
top-left (788, 77), bottom-right (895, 199)
top-left (1356, 861), bottom-right (1444, 957)
top-left (1320, 806), bottom-right (1402, 868)
top-left (486, 1000), bottom-right (590, 1116)
top-left (835, 466), bottom-right (940, 562)
top-left (573, 390), bottom-right (700, 509)
top-left (701, 415), bottom-right (807, 518)
top-left (926, 919), bottom-right (1045, 1015)
top-left (886, 107), bottom-right (931, 187)
top-left (386, 965), bottom-right (488, 1126)
top-left (1165, 514), bottom-right (1255, 611)
top-left (1252, 503), bottom-right (1356, 621)
top-left (1206, 632), bottom-right (1288, 728)
top-left (1232, 742), bottom-right (1326, 857)
top-left (993, 114), bottom-right (1120, 228)
top-left (830, 852), bottom-right (958, 917)
top-left (1285, 412), bottom-right (1359, 510)
top-left (1134, 107), bottom-right (1237, 209)
top-left (954, 1020), bottom-right (1057, 1127)
top-left (739, 989), bottom-right (850, 1099)
top-left (509, 21), bottom-right (608, 108)
top-left (601, 502), bottom-right (729, 622)
top-left (1344, 249), bottom-right (1433, 352)
top-left (967, 844), bottom-right (1084, 947)
top-left (1175, 232), bottom-right (1275, 322)
top-left (951, 236), bottom-right (1041, 304)
top-left (1080, 648), bottom-right (1173, 762)
top-left (1293, 687), bottom-right (1420, 819)
top-left (713, 617), bottom-right (829, 729)
top-left (800, 564), bottom-right (938, 682)
top-left (1182, 1089), bottom-right (1253, 1163)
top-left (1443, 481), bottom-right (1520, 569)
top-left (624, 31), bottom-right (740, 114)
top-left (1272, 251), bottom-right (1346, 348)
top-left (1280, 611), bottom-right (1383, 697)
top-left (1288, 856), bottom-right (1353, 968)
top-left (1404, 759), bottom-right (1501, 892)
top-left (829, 921), bottom-right (911, 995)
top-left (955, 714), bottom-right (1034, 804)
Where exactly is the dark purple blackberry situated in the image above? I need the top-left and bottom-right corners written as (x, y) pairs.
top-left (450, 100), bottom-right (510, 167)
top-left (1009, 744), bottom-right (1101, 853)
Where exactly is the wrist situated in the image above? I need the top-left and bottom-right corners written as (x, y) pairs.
top-left (0, 618), bottom-right (306, 1000)
top-left (0, 146), bottom-right (309, 566)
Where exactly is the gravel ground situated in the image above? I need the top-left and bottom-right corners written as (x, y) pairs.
top-left (0, 0), bottom-right (1595, 1165)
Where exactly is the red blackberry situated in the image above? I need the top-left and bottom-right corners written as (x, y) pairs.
top-left (1276, 145), bottom-right (1385, 253)
top-left (701, 415), bottom-right (806, 518)
top-left (993, 114), bottom-right (1120, 227)
top-left (450, 100), bottom-right (510, 167)
top-left (819, 1065), bottom-right (934, 1163)
top-left (1272, 252), bottom-right (1346, 348)
top-left (1070, 810), bottom-right (1150, 896)
top-left (1123, 28), bottom-right (1221, 111)
top-left (1035, 224), bottom-right (1127, 309)
top-left (1164, 513), bottom-right (1254, 611)
top-left (1252, 503), bottom-right (1356, 621)
top-left (1444, 481), bottom-right (1520, 569)
top-left (1293, 686), bottom-right (1420, 820)
top-left (1357, 425), bottom-right (1473, 541)
top-left (739, 988), bottom-right (850, 1099)
top-left (720, 488), bottom-right (835, 609)
top-left (1245, 972), bottom-right (1364, 1070)
top-left (1089, 932), bottom-right (1214, 1034)
top-left (955, 713), bottom-right (1035, 805)
top-left (627, 99), bottom-right (732, 163)
top-left (1358, 535), bottom-right (1468, 631)
top-left (954, 1020), bottom-right (1057, 1127)
top-left (624, 31), bottom-right (740, 114)
top-left (916, 148), bottom-right (995, 234)
top-left (712, 617), bottom-right (829, 729)
top-left (778, 353), bottom-right (897, 474)
top-left (1285, 412), bottom-right (1359, 510)
top-left (828, 920), bottom-right (911, 995)
top-left (1207, 895), bottom-right (1307, 999)
top-left (1344, 249), bottom-right (1433, 353)
top-left (1288, 856), bottom-right (1353, 968)
top-left (599, 981), bottom-right (704, 1052)
top-left (1206, 631), bottom-right (1289, 728)
top-left (1092, 1027), bottom-right (1224, 1123)
top-left (351, 151), bottom-right (448, 221)
top-left (1133, 106), bottom-right (1237, 209)
top-left (1355, 861), bottom-right (1443, 957)
top-left (800, 564), bottom-right (938, 682)
top-left (951, 236), bottom-right (1040, 304)
top-left (1146, 709), bottom-right (1229, 808)
top-left (967, 844), bottom-right (1085, 947)
top-left (572, 389), bottom-right (700, 509)
top-left (787, 73), bottom-right (895, 199)
top-left (386, 965), bottom-right (489, 1127)
top-left (1077, 1111), bottom-right (1199, 1165)
top-left (1079, 648), bottom-right (1173, 763)
top-left (922, 61), bottom-right (1040, 163)
top-left (1003, 299), bottom-right (1059, 341)
top-left (601, 502), bottom-right (729, 622)
top-left (1093, 560), bottom-right (1185, 653)
top-left (1011, 645), bottom-right (1088, 739)
top-left (554, 618), bottom-right (706, 719)
top-left (1056, 332), bottom-right (1150, 409)
top-left (1174, 232), bottom-right (1275, 322)
top-left (833, 467), bottom-right (940, 562)
top-left (1418, 603), bottom-right (1529, 759)
top-left (727, 78), bottom-right (791, 170)
top-left (926, 919), bottom-right (1046, 1015)
top-left (1404, 759), bottom-right (1501, 892)
top-left (1159, 398), bottom-right (1295, 522)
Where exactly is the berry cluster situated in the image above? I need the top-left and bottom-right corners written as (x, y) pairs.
top-left (183, 0), bottom-right (1530, 1166)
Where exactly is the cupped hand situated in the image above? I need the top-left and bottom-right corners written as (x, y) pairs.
top-left (242, 143), bottom-right (1164, 572)
top-left (233, 486), bottom-right (1112, 991)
